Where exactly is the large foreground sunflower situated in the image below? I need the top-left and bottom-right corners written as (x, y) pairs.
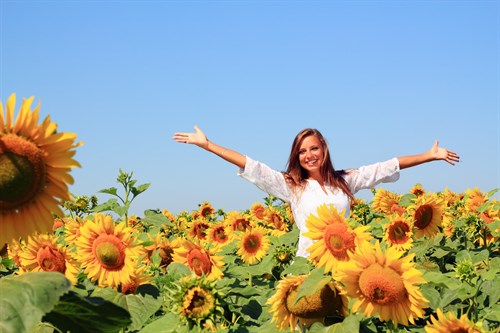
top-left (0, 94), bottom-right (82, 245)
top-left (74, 213), bottom-right (139, 288)
top-left (267, 274), bottom-right (348, 331)
top-left (336, 241), bottom-right (428, 326)
top-left (304, 204), bottom-right (371, 274)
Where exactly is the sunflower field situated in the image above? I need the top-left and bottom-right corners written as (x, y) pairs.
top-left (1, 94), bottom-right (500, 333)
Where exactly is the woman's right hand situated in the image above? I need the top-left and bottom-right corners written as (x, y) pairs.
top-left (173, 125), bottom-right (209, 149)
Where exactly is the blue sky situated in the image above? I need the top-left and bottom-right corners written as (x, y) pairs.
top-left (1, 0), bottom-right (499, 216)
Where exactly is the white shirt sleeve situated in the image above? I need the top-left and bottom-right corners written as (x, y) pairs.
top-left (344, 157), bottom-right (401, 194)
top-left (237, 156), bottom-right (292, 203)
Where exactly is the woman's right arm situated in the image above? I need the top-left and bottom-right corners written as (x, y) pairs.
top-left (173, 125), bottom-right (246, 168)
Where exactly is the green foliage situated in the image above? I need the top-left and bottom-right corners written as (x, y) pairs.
top-left (0, 272), bottom-right (71, 333)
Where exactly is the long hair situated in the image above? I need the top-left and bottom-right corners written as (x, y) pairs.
top-left (283, 128), bottom-right (354, 199)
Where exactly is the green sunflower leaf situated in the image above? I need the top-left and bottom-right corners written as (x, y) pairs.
top-left (0, 272), bottom-right (71, 333)
top-left (42, 291), bottom-right (131, 333)
top-left (91, 285), bottom-right (162, 331)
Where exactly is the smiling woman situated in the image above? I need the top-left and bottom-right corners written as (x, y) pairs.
top-left (173, 125), bottom-right (460, 259)
top-left (0, 94), bottom-right (82, 245)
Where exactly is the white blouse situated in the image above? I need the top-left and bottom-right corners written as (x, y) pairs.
top-left (238, 156), bottom-right (400, 258)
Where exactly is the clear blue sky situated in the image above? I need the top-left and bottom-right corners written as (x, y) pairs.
top-left (1, 0), bottom-right (499, 216)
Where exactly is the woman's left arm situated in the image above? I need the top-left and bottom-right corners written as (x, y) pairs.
top-left (398, 140), bottom-right (460, 170)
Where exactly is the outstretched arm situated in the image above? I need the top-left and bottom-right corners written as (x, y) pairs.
top-left (398, 140), bottom-right (460, 170)
top-left (173, 125), bottom-right (247, 169)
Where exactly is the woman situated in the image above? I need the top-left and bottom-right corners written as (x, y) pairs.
top-left (173, 125), bottom-right (460, 257)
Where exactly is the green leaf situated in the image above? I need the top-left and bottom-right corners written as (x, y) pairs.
top-left (294, 268), bottom-right (331, 304)
top-left (113, 202), bottom-right (130, 217)
top-left (482, 278), bottom-right (500, 306)
top-left (420, 284), bottom-right (441, 309)
top-left (91, 285), bottom-right (162, 331)
top-left (281, 256), bottom-right (311, 276)
top-left (43, 291), bottom-right (131, 333)
top-left (0, 272), bottom-right (71, 333)
top-left (398, 193), bottom-right (417, 207)
top-left (138, 312), bottom-right (184, 333)
top-left (142, 210), bottom-right (171, 227)
top-left (131, 183), bottom-right (151, 197)
top-left (99, 187), bottom-right (118, 196)
top-left (323, 314), bottom-right (362, 333)
top-left (92, 198), bottom-right (119, 213)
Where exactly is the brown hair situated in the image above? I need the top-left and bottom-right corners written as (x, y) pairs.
top-left (283, 128), bottom-right (354, 199)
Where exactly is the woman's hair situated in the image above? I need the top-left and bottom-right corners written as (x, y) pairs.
top-left (283, 128), bottom-right (354, 199)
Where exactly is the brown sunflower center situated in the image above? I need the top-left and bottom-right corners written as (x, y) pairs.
top-left (414, 204), bottom-right (433, 229)
top-left (36, 244), bottom-right (66, 273)
top-left (233, 218), bottom-right (251, 232)
top-left (159, 246), bottom-right (174, 267)
top-left (187, 248), bottom-right (212, 276)
top-left (389, 221), bottom-right (411, 244)
top-left (324, 223), bottom-right (355, 261)
top-left (286, 284), bottom-right (344, 318)
top-left (93, 234), bottom-right (126, 270)
top-left (243, 234), bottom-right (261, 254)
top-left (0, 134), bottom-right (46, 211)
top-left (358, 263), bottom-right (406, 305)
top-left (213, 226), bottom-right (228, 243)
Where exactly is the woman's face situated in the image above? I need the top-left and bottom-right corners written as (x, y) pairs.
top-left (298, 135), bottom-right (324, 177)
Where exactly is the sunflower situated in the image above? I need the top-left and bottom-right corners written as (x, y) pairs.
top-left (189, 218), bottom-right (210, 241)
top-left (198, 201), bottom-right (215, 219)
top-left (267, 274), bottom-right (348, 331)
top-left (17, 233), bottom-right (79, 284)
top-left (425, 308), bottom-right (481, 333)
top-left (74, 213), bottom-right (139, 288)
top-left (0, 93), bottom-right (82, 245)
top-left (464, 187), bottom-right (488, 214)
top-left (304, 204), bottom-right (371, 274)
top-left (224, 211), bottom-right (253, 238)
top-left (140, 232), bottom-right (180, 270)
top-left (383, 213), bottom-right (414, 251)
top-left (167, 275), bottom-right (226, 329)
top-left (372, 188), bottom-right (401, 215)
top-left (410, 183), bottom-right (426, 197)
top-left (408, 194), bottom-right (444, 239)
top-left (236, 226), bottom-right (270, 265)
top-left (263, 207), bottom-right (289, 237)
top-left (120, 265), bottom-right (152, 295)
top-left (172, 239), bottom-right (224, 280)
top-left (336, 240), bottom-right (428, 326)
top-left (249, 202), bottom-right (266, 222)
top-left (206, 223), bottom-right (231, 246)
top-left (161, 208), bottom-right (176, 223)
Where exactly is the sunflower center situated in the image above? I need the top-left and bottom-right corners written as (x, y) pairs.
top-left (389, 221), bottom-right (410, 244)
top-left (243, 234), bottom-right (261, 254)
top-left (358, 263), bottom-right (406, 305)
top-left (414, 205), bottom-right (433, 229)
top-left (286, 284), bottom-right (344, 318)
top-left (324, 223), bottom-right (355, 261)
top-left (93, 234), bottom-right (126, 270)
top-left (0, 134), bottom-right (46, 211)
top-left (159, 246), bottom-right (174, 267)
top-left (36, 245), bottom-right (67, 273)
top-left (187, 249), bottom-right (212, 276)
top-left (213, 227), bottom-right (228, 243)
